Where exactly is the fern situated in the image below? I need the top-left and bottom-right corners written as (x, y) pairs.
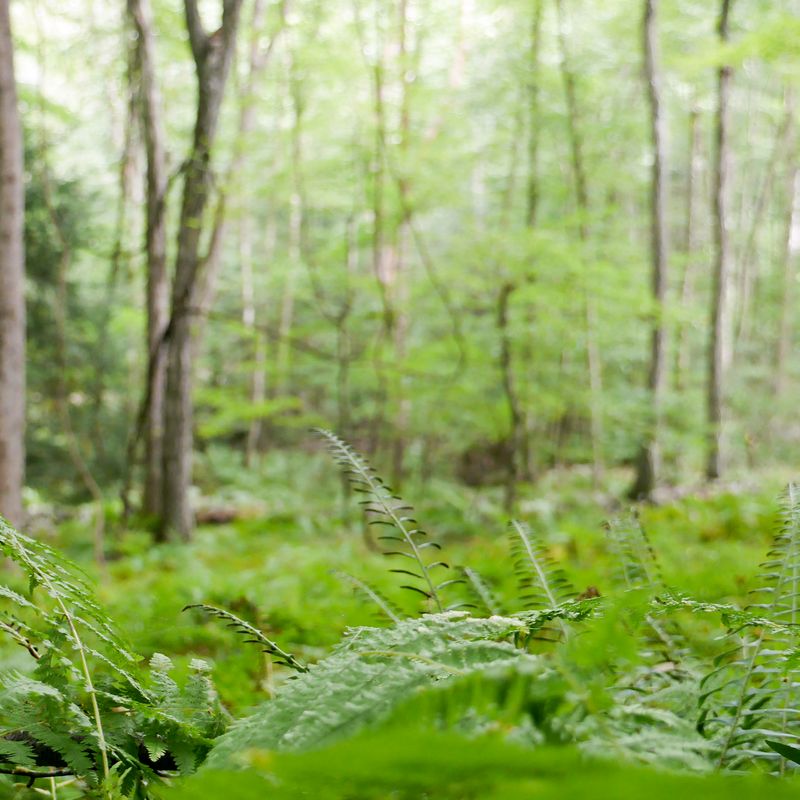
top-left (204, 610), bottom-right (574, 767)
top-left (699, 484), bottom-right (800, 772)
top-left (333, 571), bottom-right (404, 623)
top-left (605, 515), bottom-right (686, 670)
top-left (316, 429), bottom-right (457, 610)
top-left (461, 567), bottom-right (504, 616)
top-left (605, 514), bottom-right (664, 591)
top-left (0, 520), bottom-right (226, 792)
top-left (508, 520), bottom-right (575, 613)
top-left (183, 604), bottom-right (307, 672)
top-left (0, 519), bottom-right (146, 781)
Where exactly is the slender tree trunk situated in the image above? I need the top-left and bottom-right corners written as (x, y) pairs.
top-left (194, 1), bottom-right (285, 336)
top-left (501, 107), bottom-right (524, 226)
top-left (630, 0), bottom-right (669, 500)
top-left (526, 0), bottom-right (543, 229)
top-left (498, 282), bottom-right (522, 513)
top-left (555, 0), bottom-right (604, 484)
top-left (242, 212), bottom-right (272, 466)
top-left (0, 0), bottom-right (25, 527)
top-left (89, 39), bottom-right (137, 457)
top-left (128, 0), bottom-right (170, 522)
top-left (705, 0), bottom-right (733, 481)
top-left (674, 107), bottom-right (700, 391)
top-left (775, 160), bottom-right (799, 398)
top-left (335, 217), bottom-right (357, 439)
top-left (161, 0), bottom-right (244, 539)
top-left (276, 68), bottom-right (303, 397)
top-left (368, 58), bottom-right (391, 458)
top-left (239, 0), bottom-right (283, 465)
top-left (390, 0), bottom-right (413, 486)
top-left (519, 0), bottom-right (543, 480)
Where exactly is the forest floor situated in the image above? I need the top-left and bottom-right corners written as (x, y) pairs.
top-left (16, 452), bottom-right (792, 716)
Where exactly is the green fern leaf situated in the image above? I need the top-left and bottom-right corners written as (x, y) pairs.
top-left (316, 429), bottom-right (452, 611)
top-left (183, 604), bottom-right (307, 672)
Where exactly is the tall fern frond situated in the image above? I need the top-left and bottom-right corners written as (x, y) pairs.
top-left (183, 604), bottom-right (307, 673)
top-left (333, 571), bottom-right (404, 623)
top-left (605, 514), bottom-right (685, 667)
top-left (508, 520), bottom-right (575, 614)
top-left (699, 484), bottom-right (800, 772)
top-left (316, 429), bottom-right (455, 611)
top-left (461, 567), bottom-right (504, 616)
top-left (605, 514), bottom-right (663, 591)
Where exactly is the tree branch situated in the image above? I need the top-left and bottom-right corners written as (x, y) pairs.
top-left (184, 0), bottom-right (208, 63)
top-left (219, 0), bottom-right (245, 57)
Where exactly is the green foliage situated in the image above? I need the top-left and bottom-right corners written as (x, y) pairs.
top-left (508, 520), bottom-right (576, 612)
top-left (182, 604), bottom-right (307, 673)
top-left (205, 611), bottom-right (551, 765)
top-left (167, 732), bottom-right (800, 800)
top-left (0, 521), bottom-right (225, 796)
top-left (4, 441), bottom-right (800, 798)
top-left (316, 429), bottom-right (457, 611)
top-left (699, 484), bottom-right (800, 772)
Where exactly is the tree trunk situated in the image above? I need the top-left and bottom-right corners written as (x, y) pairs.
top-left (555, 0), bottom-right (605, 484)
top-left (275, 62), bottom-right (303, 398)
top-left (390, 0), bottom-right (413, 486)
top-left (498, 282), bottom-right (522, 513)
top-left (161, 0), bottom-right (244, 540)
top-left (705, 0), bottom-right (733, 481)
top-left (775, 158), bottom-right (799, 398)
top-left (128, 0), bottom-right (170, 522)
top-left (0, 0), bottom-right (25, 527)
top-left (520, 0), bottom-right (543, 480)
top-left (526, 0), bottom-right (543, 228)
top-left (630, 0), bottom-right (669, 500)
top-left (674, 106), bottom-right (700, 391)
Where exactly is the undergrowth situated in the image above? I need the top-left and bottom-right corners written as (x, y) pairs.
top-left (0, 430), bottom-right (799, 798)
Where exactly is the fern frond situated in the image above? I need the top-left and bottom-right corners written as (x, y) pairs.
top-left (0, 519), bottom-right (225, 788)
top-left (0, 519), bottom-right (152, 780)
top-left (508, 520), bottom-right (575, 613)
top-left (316, 429), bottom-right (450, 611)
top-left (699, 484), bottom-right (800, 772)
top-left (461, 567), bottom-right (504, 616)
top-left (0, 616), bottom-right (40, 660)
top-left (183, 604), bottom-right (307, 673)
top-left (605, 514), bottom-right (663, 591)
top-left (205, 612), bottom-right (537, 765)
top-left (605, 515), bottom-right (686, 667)
top-left (333, 571), bottom-right (404, 623)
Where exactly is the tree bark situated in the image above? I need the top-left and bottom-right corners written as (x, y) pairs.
top-left (775, 151), bottom-right (799, 398)
top-left (629, 0), bottom-right (669, 500)
top-left (275, 60), bottom-right (303, 399)
top-left (128, 0), bottom-right (170, 522)
top-left (390, 0), bottom-right (413, 486)
top-left (674, 106), bottom-right (700, 391)
top-left (555, 0), bottom-right (605, 484)
top-left (0, 0), bottom-right (25, 527)
top-left (705, 0), bottom-right (733, 481)
top-left (498, 282), bottom-right (522, 513)
top-left (161, 0), bottom-right (244, 540)
top-left (526, 0), bottom-right (543, 228)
